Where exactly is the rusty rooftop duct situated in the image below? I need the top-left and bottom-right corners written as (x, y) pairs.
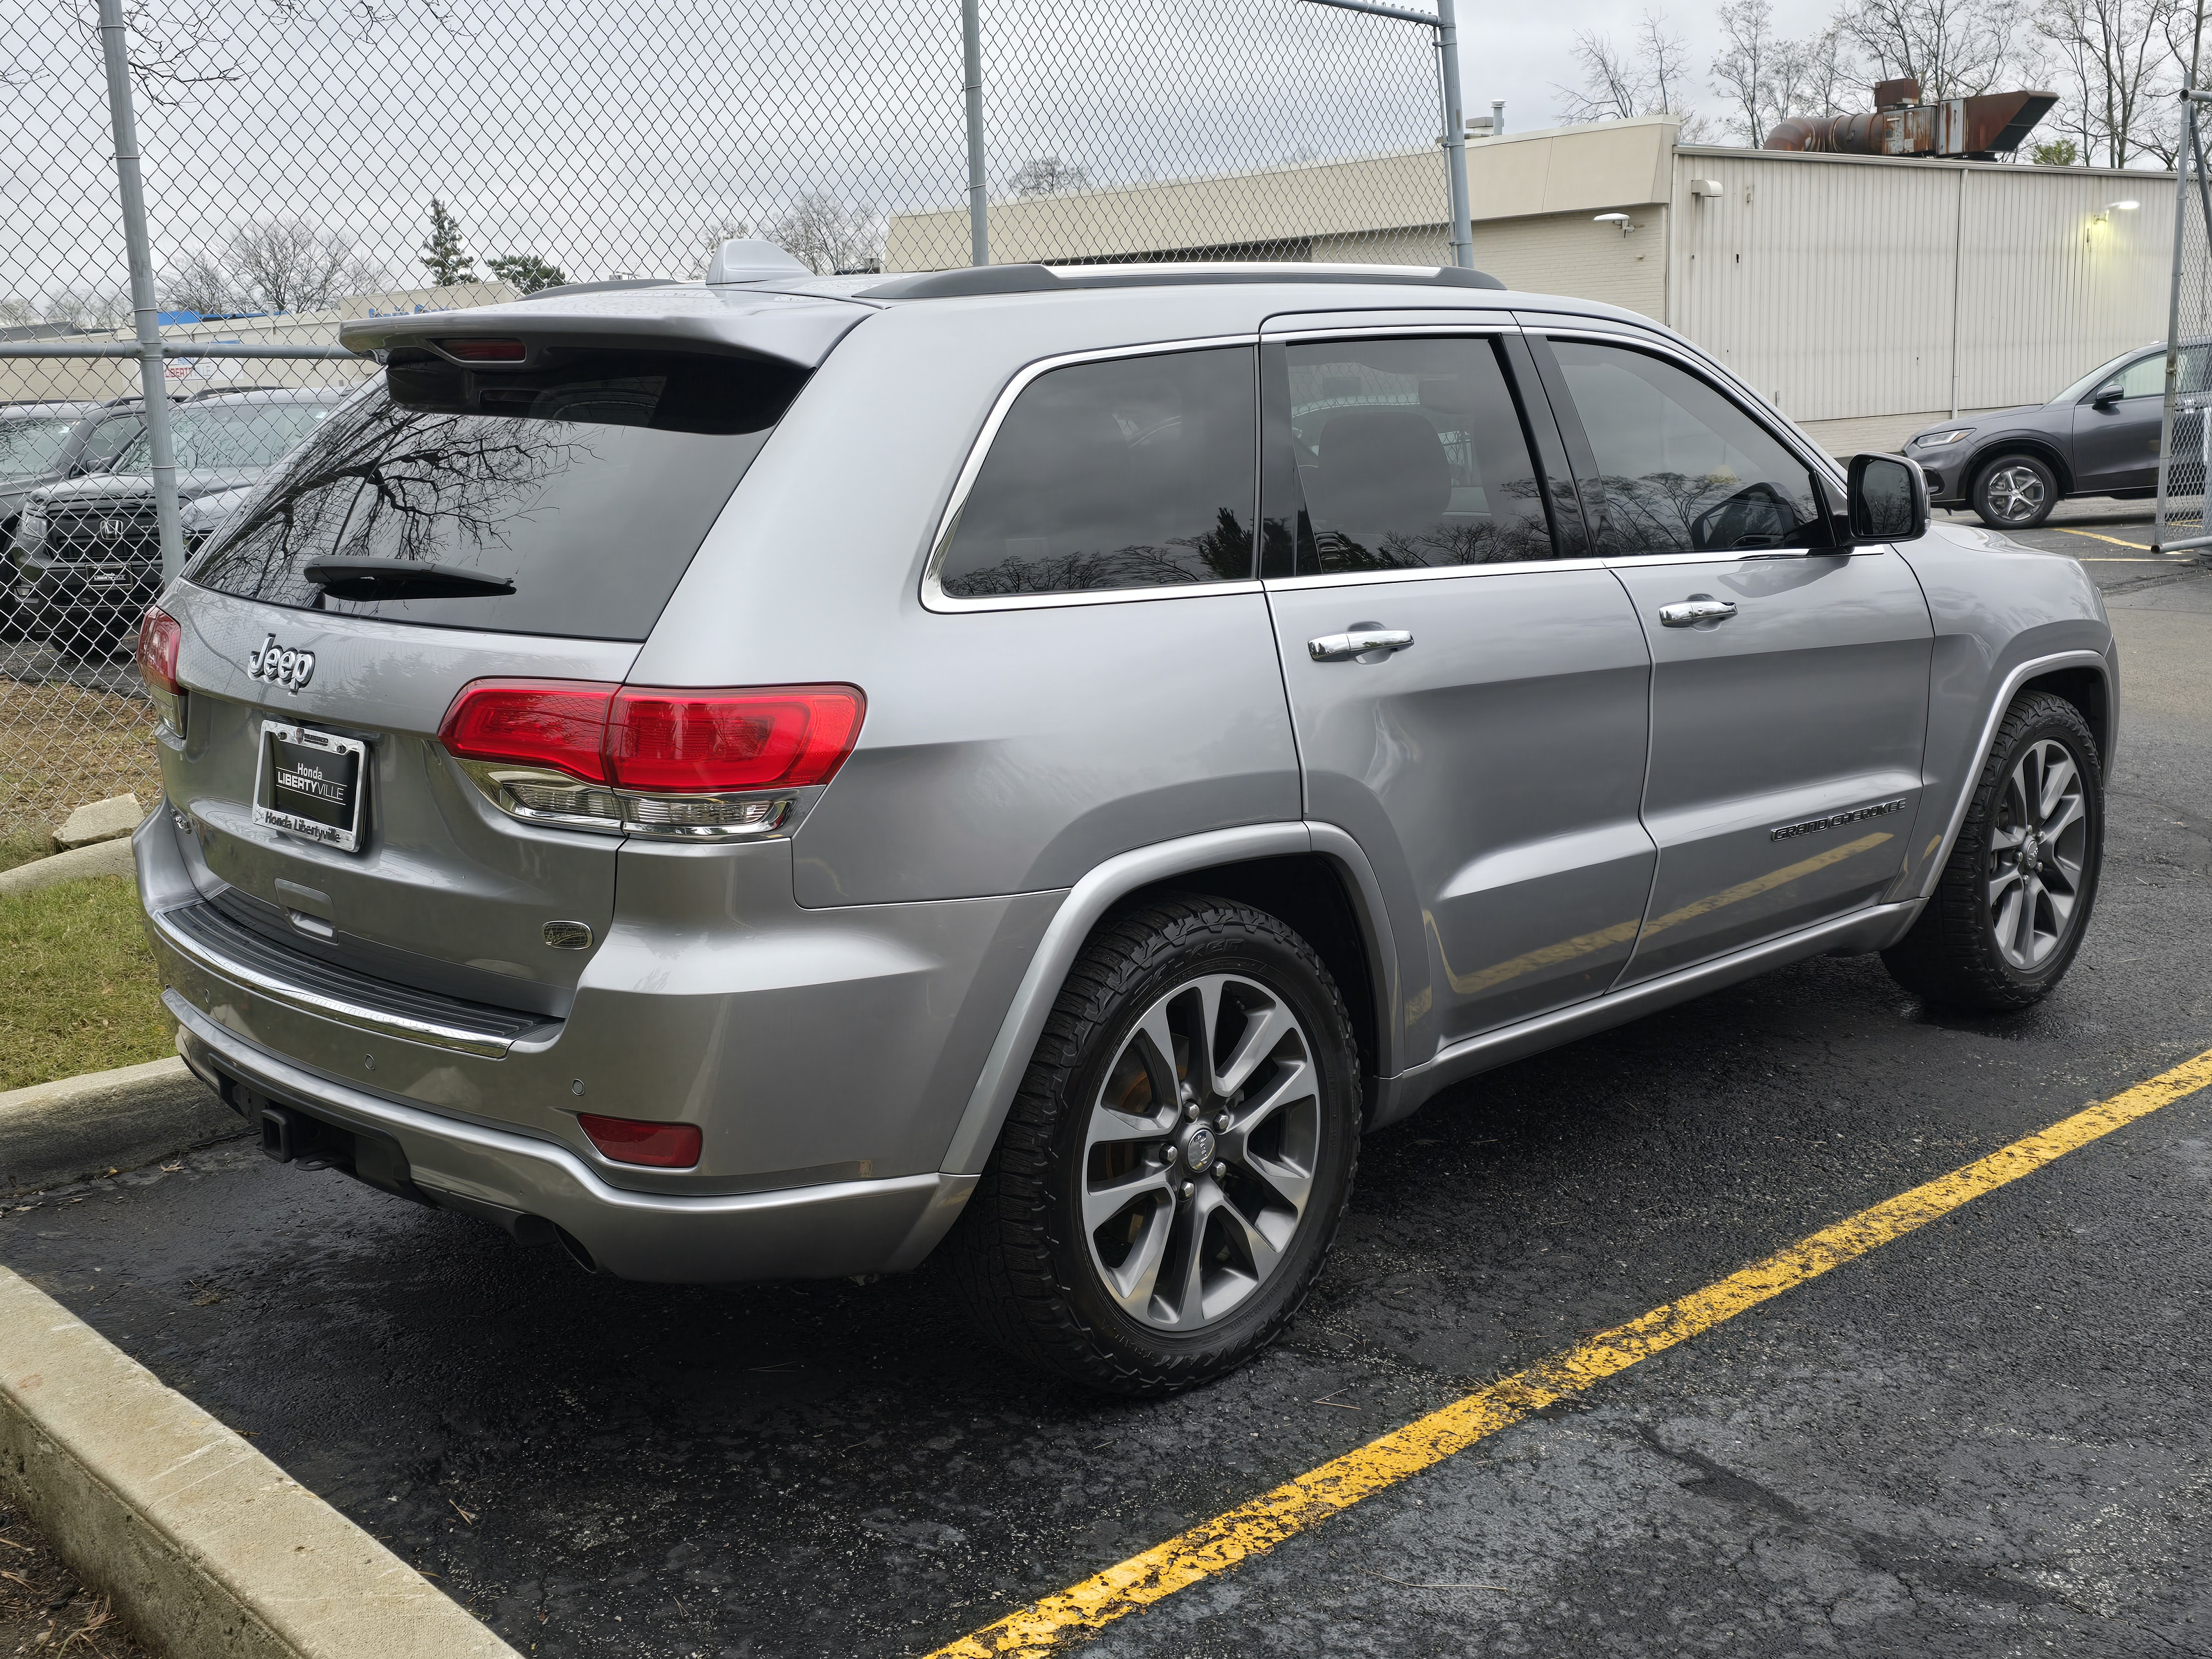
top-left (1765, 80), bottom-right (2059, 160)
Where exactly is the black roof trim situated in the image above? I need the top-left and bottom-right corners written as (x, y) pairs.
top-left (859, 264), bottom-right (1509, 300)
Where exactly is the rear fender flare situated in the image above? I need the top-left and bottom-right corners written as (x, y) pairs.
top-left (936, 822), bottom-right (1402, 1177)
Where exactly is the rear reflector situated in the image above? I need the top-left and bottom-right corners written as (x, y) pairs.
top-left (438, 680), bottom-right (864, 794)
top-left (577, 1113), bottom-right (702, 1168)
top-left (439, 337), bottom-right (526, 362)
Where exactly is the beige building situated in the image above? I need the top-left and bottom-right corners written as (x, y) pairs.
top-left (888, 116), bottom-right (2173, 440)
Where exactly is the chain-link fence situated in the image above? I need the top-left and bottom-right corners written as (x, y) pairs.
top-left (1, 0), bottom-right (1462, 849)
top-left (2157, 86), bottom-right (2212, 565)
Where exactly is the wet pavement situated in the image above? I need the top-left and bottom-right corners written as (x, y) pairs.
top-left (2, 570), bottom-right (2207, 1658)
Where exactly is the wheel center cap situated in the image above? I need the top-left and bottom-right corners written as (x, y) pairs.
top-left (2021, 830), bottom-right (2042, 872)
top-left (1181, 1123), bottom-right (1218, 1175)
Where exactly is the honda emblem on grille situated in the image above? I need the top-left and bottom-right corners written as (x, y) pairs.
top-left (246, 634), bottom-right (316, 691)
top-left (102, 518), bottom-right (129, 538)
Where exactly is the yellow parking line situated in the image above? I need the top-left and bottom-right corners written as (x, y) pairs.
top-left (929, 1045), bottom-right (2212, 1658)
top-left (2063, 529), bottom-right (2157, 551)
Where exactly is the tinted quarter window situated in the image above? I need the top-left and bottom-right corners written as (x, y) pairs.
top-left (1285, 335), bottom-right (1553, 573)
top-left (936, 346), bottom-right (1255, 598)
top-left (187, 349), bottom-right (804, 641)
top-left (1551, 341), bottom-right (1825, 556)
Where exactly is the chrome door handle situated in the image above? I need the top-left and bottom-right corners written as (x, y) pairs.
top-left (1307, 628), bottom-right (1415, 661)
top-left (1658, 597), bottom-right (1738, 627)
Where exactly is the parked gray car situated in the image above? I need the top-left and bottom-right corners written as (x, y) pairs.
top-left (1907, 341), bottom-right (2206, 528)
top-left (134, 257), bottom-right (2116, 1393)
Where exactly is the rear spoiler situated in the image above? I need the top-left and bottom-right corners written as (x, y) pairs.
top-left (339, 285), bottom-right (869, 371)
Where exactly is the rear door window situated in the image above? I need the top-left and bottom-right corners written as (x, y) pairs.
top-left (933, 346), bottom-right (1256, 599)
top-left (186, 348), bottom-right (806, 641)
top-left (1282, 335), bottom-right (1556, 572)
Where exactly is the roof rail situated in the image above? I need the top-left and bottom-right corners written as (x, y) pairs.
top-left (859, 263), bottom-right (1509, 300)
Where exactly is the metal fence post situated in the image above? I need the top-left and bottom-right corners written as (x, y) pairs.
top-left (95, 0), bottom-right (185, 582)
top-left (2156, 89), bottom-right (2190, 550)
top-left (962, 0), bottom-right (989, 266)
top-left (1434, 0), bottom-right (1472, 269)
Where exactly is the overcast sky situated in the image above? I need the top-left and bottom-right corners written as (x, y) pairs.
top-left (7, 0), bottom-right (1872, 304)
top-left (1460, 0), bottom-right (1846, 133)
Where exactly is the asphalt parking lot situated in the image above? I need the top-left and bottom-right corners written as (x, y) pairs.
top-left (3, 519), bottom-right (2208, 1658)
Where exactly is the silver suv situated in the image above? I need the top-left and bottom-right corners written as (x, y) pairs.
top-left (135, 254), bottom-right (2116, 1394)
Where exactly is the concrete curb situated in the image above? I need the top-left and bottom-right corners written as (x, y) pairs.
top-left (0, 1266), bottom-right (521, 1658)
top-left (0, 838), bottom-right (135, 898)
top-left (1, 1055), bottom-right (246, 1197)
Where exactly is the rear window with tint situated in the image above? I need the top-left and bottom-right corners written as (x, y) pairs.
top-left (935, 346), bottom-right (1256, 599)
top-left (186, 348), bottom-right (806, 640)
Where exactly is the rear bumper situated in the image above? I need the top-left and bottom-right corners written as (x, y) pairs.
top-left (168, 997), bottom-right (975, 1282)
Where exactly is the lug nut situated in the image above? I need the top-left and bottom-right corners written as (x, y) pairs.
top-left (1180, 1181), bottom-right (1196, 1198)
top-left (1214, 1114), bottom-right (1230, 1130)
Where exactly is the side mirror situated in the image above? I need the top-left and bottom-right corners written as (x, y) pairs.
top-left (1844, 452), bottom-right (1928, 547)
top-left (2091, 380), bottom-right (2125, 405)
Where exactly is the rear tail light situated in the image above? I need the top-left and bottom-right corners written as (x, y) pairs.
top-left (606, 686), bottom-right (863, 792)
top-left (577, 1113), bottom-right (702, 1169)
top-left (137, 604), bottom-right (184, 733)
top-left (437, 680), bottom-right (864, 839)
top-left (437, 679), bottom-right (617, 782)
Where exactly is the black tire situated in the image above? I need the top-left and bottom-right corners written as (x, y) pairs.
top-left (952, 893), bottom-right (1360, 1395)
top-left (1971, 453), bottom-right (2059, 529)
top-left (1882, 691), bottom-right (2103, 1011)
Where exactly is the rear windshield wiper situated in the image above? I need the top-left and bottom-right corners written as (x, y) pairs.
top-left (301, 557), bottom-right (516, 600)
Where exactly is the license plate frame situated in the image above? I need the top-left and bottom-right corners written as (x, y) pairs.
top-left (252, 720), bottom-right (368, 853)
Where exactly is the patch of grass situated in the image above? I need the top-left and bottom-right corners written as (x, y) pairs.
top-left (0, 673), bottom-right (161, 845)
top-left (0, 874), bottom-right (173, 1091)
top-left (0, 826), bottom-right (49, 874)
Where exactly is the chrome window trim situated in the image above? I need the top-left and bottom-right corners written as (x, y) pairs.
top-left (1265, 553), bottom-right (1605, 591)
top-left (919, 332), bottom-right (1260, 615)
top-left (1264, 322), bottom-right (1512, 345)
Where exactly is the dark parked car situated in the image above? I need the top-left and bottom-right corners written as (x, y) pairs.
top-left (12, 387), bottom-right (348, 650)
top-left (1907, 342), bottom-right (2208, 528)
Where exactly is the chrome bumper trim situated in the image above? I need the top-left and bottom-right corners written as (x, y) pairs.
top-left (149, 900), bottom-right (529, 1058)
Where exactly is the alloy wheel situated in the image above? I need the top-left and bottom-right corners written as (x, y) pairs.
top-left (1983, 464), bottom-right (2047, 524)
top-left (1079, 973), bottom-right (1319, 1332)
top-left (1988, 738), bottom-right (2088, 969)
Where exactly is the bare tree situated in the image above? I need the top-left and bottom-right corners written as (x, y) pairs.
top-left (2035, 0), bottom-right (2180, 168)
top-left (1557, 29), bottom-right (1646, 120)
top-left (768, 194), bottom-right (881, 275)
top-left (40, 288), bottom-right (133, 332)
top-left (1834, 0), bottom-right (2041, 100)
top-left (1714, 3), bottom-right (1863, 142)
top-left (1556, 10), bottom-right (1710, 134)
top-left (165, 219), bottom-right (383, 316)
top-left (165, 251), bottom-right (236, 315)
top-left (229, 218), bottom-right (383, 311)
top-left (1009, 156), bottom-right (1094, 197)
top-left (1712, 0), bottom-right (1781, 140)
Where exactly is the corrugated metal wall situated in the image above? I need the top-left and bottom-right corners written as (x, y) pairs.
top-left (1667, 149), bottom-right (2171, 423)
